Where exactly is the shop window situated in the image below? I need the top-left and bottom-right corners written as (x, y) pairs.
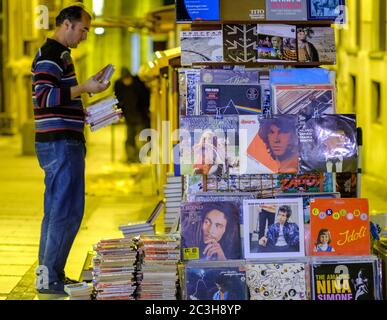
top-left (356, 0), bottom-right (361, 47)
top-left (371, 81), bottom-right (382, 124)
top-left (350, 75), bottom-right (357, 113)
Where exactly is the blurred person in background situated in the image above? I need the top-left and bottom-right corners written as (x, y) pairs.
top-left (114, 67), bottom-right (150, 163)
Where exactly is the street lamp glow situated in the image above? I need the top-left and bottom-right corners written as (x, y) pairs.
top-left (94, 27), bottom-right (105, 35)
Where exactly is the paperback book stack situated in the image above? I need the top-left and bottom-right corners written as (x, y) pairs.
top-left (92, 238), bottom-right (138, 300)
top-left (135, 235), bottom-right (180, 300)
top-left (118, 201), bottom-right (165, 238)
top-left (86, 96), bottom-right (123, 132)
top-left (163, 174), bottom-right (183, 233)
top-left (64, 282), bottom-right (93, 300)
top-left (119, 222), bottom-right (155, 239)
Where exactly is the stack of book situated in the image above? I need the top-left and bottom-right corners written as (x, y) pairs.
top-left (135, 235), bottom-right (180, 300)
top-left (86, 96), bottom-right (123, 132)
top-left (92, 238), bottom-right (137, 300)
top-left (163, 174), bottom-right (183, 233)
top-left (118, 201), bottom-right (164, 238)
top-left (64, 282), bottom-right (93, 300)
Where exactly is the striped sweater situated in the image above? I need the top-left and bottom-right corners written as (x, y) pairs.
top-left (32, 38), bottom-right (85, 142)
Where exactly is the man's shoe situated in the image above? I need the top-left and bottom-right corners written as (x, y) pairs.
top-left (37, 281), bottom-right (67, 295)
top-left (64, 277), bottom-right (80, 285)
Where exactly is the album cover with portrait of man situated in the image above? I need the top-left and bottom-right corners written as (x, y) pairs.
top-left (243, 198), bottom-right (305, 259)
top-left (257, 24), bottom-right (297, 63)
top-left (180, 201), bottom-right (242, 262)
top-left (239, 115), bottom-right (299, 174)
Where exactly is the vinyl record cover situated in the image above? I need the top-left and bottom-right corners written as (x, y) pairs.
top-left (275, 173), bottom-right (334, 194)
top-left (266, 0), bottom-right (308, 20)
top-left (176, 0), bottom-right (220, 23)
top-left (185, 264), bottom-right (248, 300)
top-left (243, 198), bottom-right (305, 259)
top-left (276, 191), bottom-right (340, 224)
top-left (246, 262), bottom-right (307, 300)
top-left (297, 27), bottom-right (336, 64)
top-left (180, 30), bottom-right (223, 66)
top-left (270, 68), bottom-right (334, 85)
top-left (311, 258), bottom-right (379, 300)
top-left (223, 24), bottom-right (258, 63)
top-left (335, 173), bottom-right (357, 198)
top-left (257, 24), bottom-right (297, 62)
top-left (310, 198), bottom-right (370, 256)
top-left (307, 0), bottom-right (346, 21)
top-left (221, 0), bottom-right (266, 21)
top-left (272, 84), bottom-right (336, 116)
top-left (200, 84), bottom-right (262, 115)
top-left (200, 68), bottom-right (259, 85)
top-left (180, 116), bottom-right (239, 176)
top-left (299, 114), bottom-right (358, 173)
top-left (240, 115), bottom-right (299, 174)
top-left (181, 201), bottom-right (242, 261)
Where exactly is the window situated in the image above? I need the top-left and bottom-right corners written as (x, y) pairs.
top-left (371, 81), bottom-right (382, 124)
top-left (350, 75), bottom-right (357, 113)
top-left (379, 0), bottom-right (386, 51)
top-left (0, 0), bottom-right (4, 113)
top-left (356, 0), bottom-right (361, 47)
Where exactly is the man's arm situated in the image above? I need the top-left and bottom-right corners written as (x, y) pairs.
top-left (71, 71), bottom-right (110, 99)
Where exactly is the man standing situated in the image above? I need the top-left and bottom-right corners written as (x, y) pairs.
top-left (32, 3), bottom-right (109, 294)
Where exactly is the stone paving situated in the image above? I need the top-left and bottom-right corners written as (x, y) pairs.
top-left (0, 124), bottom-right (160, 300)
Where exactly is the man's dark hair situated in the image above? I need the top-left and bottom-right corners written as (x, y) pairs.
top-left (56, 5), bottom-right (90, 27)
top-left (278, 205), bottom-right (292, 219)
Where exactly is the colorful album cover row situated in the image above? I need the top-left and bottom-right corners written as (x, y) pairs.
top-left (182, 256), bottom-right (382, 301)
top-left (185, 173), bottom-right (357, 198)
top-left (179, 114), bottom-right (358, 175)
top-left (181, 25), bottom-right (336, 66)
top-left (176, 0), bottom-right (346, 23)
top-left (178, 67), bottom-right (335, 118)
top-left (180, 198), bottom-right (370, 261)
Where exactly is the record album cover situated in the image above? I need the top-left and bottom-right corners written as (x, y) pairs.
top-left (257, 24), bottom-right (297, 63)
top-left (200, 68), bottom-right (259, 85)
top-left (240, 115), bottom-right (299, 174)
top-left (181, 201), bottom-right (242, 261)
top-left (180, 116), bottom-right (239, 176)
top-left (272, 84), bottom-right (336, 117)
top-left (223, 24), bottom-right (258, 63)
top-left (246, 262), bottom-right (307, 300)
top-left (185, 264), bottom-right (248, 300)
top-left (307, 0), bottom-right (346, 22)
top-left (311, 258), bottom-right (380, 300)
top-left (176, 0), bottom-right (220, 23)
top-left (221, 0), bottom-right (266, 21)
top-left (297, 26), bottom-right (336, 64)
top-left (200, 84), bottom-right (262, 115)
top-left (270, 68), bottom-right (334, 85)
top-left (299, 114), bottom-right (357, 173)
top-left (310, 198), bottom-right (370, 256)
top-left (243, 198), bottom-right (305, 259)
top-left (181, 30), bottom-right (223, 66)
top-left (266, 0), bottom-right (308, 21)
